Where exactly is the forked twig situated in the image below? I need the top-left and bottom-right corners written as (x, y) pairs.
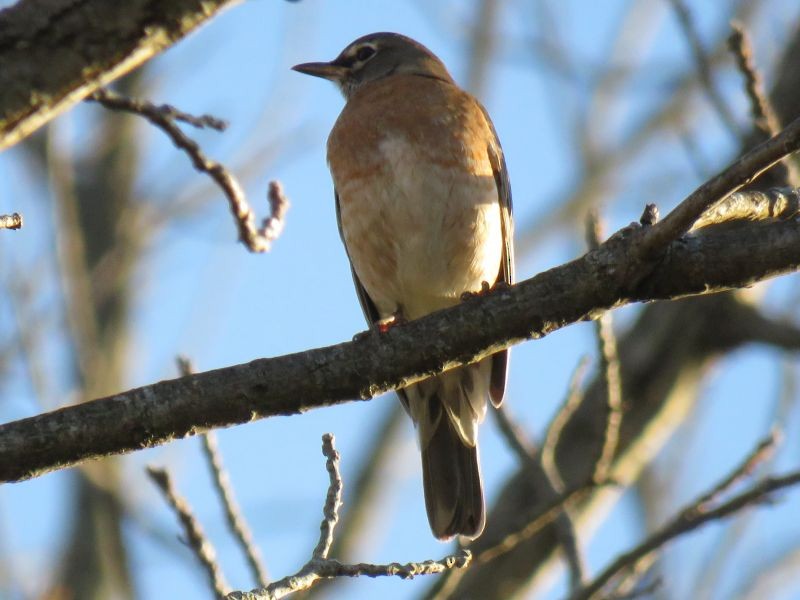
top-left (88, 88), bottom-right (289, 253)
top-left (227, 435), bottom-right (470, 599)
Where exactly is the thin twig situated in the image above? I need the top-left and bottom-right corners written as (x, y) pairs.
top-left (87, 88), bottom-right (289, 253)
top-left (692, 416), bottom-right (787, 595)
top-left (0, 213), bottom-right (22, 230)
top-left (176, 357), bottom-right (270, 588)
top-left (693, 431), bottom-right (779, 510)
top-left (324, 405), bottom-right (404, 565)
top-left (629, 436), bottom-right (778, 598)
top-left (147, 466), bottom-right (231, 597)
top-left (728, 22), bottom-right (780, 140)
top-left (728, 21), bottom-right (799, 186)
top-left (86, 89), bottom-right (227, 130)
top-left (472, 481), bottom-right (601, 567)
top-left (204, 433), bottom-right (270, 587)
top-left (230, 552), bottom-right (472, 600)
top-left (312, 434), bottom-right (343, 560)
top-left (640, 114), bottom-right (800, 257)
top-left (668, 0), bottom-right (742, 139)
top-left (541, 356), bottom-right (591, 487)
top-left (494, 405), bottom-right (538, 461)
top-left (593, 316), bottom-right (623, 483)
top-left (585, 211), bottom-right (624, 483)
top-left (570, 443), bottom-right (795, 600)
top-left (494, 406), bottom-right (588, 589)
top-left (227, 435), bottom-right (469, 599)
top-left (608, 553), bottom-right (661, 599)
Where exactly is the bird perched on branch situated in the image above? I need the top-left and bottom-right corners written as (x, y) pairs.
top-left (293, 32), bottom-right (514, 540)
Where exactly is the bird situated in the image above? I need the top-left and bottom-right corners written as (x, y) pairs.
top-left (293, 32), bottom-right (514, 540)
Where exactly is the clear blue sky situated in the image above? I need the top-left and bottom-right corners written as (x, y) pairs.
top-left (2, 1), bottom-right (800, 599)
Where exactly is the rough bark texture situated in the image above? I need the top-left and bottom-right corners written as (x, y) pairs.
top-left (0, 0), bottom-right (240, 151)
top-left (0, 211), bottom-right (798, 484)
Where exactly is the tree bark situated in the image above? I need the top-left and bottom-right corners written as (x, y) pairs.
top-left (0, 208), bottom-right (799, 483)
top-left (0, 0), bottom-right (240, 151)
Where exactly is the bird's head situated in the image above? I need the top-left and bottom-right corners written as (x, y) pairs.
top-left (292, 32), bottom-right (454, 99)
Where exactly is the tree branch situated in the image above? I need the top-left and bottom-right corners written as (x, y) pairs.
top-left (0, 0), bottom-right (241, 151)
top-left (571, 437), bottom-right (793, 600)
top-left (88, 88), bottom-right (289, 252)
top-left (147, 466), bottom-right (231, 597)
top-left (639, 115), bottom-right (800, 257)
top-left (0, 187), bottom-right (799, 482)
top-left (227, 435), bottom-right (470, 599)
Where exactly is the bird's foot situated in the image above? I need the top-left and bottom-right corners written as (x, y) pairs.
top-left (460, 280), bottom-right (494, 301)
top-left (378, 312), bottom-right (407, 333)
top-left (352, 312), bottom-right (406, 342)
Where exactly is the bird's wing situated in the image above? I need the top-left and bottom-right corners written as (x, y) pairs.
top-left (336, 188), bottom-right (412, 411)
top-left (334, 189), bottom-right (382, 327)
top-left (486, 116), bottom-right (514, 407)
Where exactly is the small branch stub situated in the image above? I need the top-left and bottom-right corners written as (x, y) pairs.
top-left (640, 204), bottom-right (659, 226)
top-left (0, 213), bottom-right (23, 230)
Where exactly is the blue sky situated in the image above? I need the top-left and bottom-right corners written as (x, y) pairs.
top-left (2, 1), bottom-right (800, 599)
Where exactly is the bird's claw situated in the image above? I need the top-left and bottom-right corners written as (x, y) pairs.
top-left (460, 281), bottom-right (494, 301)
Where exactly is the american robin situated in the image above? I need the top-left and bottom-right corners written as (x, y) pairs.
top-left (293, 32), bottom-right (514, 540)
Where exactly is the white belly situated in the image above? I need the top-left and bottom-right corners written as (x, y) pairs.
top-left (337, 136), bottom-right (503, 320)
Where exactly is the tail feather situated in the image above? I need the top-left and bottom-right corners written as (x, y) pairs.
top-left (420, 396), bottom-right (485, 540)
top-left (402, 362), bottom-right (492, 540)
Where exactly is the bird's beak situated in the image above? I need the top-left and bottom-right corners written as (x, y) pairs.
top-left (292, 61), bottom-right (347, 81)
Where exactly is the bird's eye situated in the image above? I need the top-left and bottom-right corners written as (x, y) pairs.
top-left (355, 45), bottom-right (376, 62)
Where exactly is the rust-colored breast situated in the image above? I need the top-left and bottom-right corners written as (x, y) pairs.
top-left (328, 75), bottom-right (495, 180)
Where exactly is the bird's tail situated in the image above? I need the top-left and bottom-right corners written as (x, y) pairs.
top-left (421, 405), bottom-right (484, 540)
top-left (405, 362), bottom-right (490, 540)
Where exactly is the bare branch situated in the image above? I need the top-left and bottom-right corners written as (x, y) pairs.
top-left (177, 357), bottom-right (270, 588)
top-left (312, 434), bottom-right (343, 561)
top-left (86, 93), bottom-right (228, 131)
top-left (585, 210), bottom-right (625, 484)
top-left (231, 553), bottom-right (471, 600)
top-left (728, 22), bottom-right (781, 140)
top-left (693, 431), bottom-right (779, 510)
top-left (323, 405), bottom-right (405, 567)
top-left (203, 433), bottom-right (270, 588)
top-left (0, 0), bottom-right (242, 151)
top-left (0, 213), bottom-right (22, 230)
top-left (640, 115), bottom-right (800, 257)
top-left (226, 435), bottom-right (470, 600)
top-left (88, 88), bottom-right (289, 253)
top-left (541, 357), bottom-right (591, 487)
top-left (668, 0), bottom-right (742, 138)
top-left (570, 439), bottom-right (796, 600)
top-left (147, 466), bottom-right (231, 597)
top-left (592, 306), bottom-right (623, 484)
top-left (728, 21), bottom-right (799, 186)
top-left (1, 189), bottom-right (800, 482)
top-left (495, 402), bottom-right (588, 589)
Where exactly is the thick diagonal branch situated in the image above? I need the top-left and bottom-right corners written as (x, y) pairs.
top-left (0, 196), bottom-right (799, 482)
